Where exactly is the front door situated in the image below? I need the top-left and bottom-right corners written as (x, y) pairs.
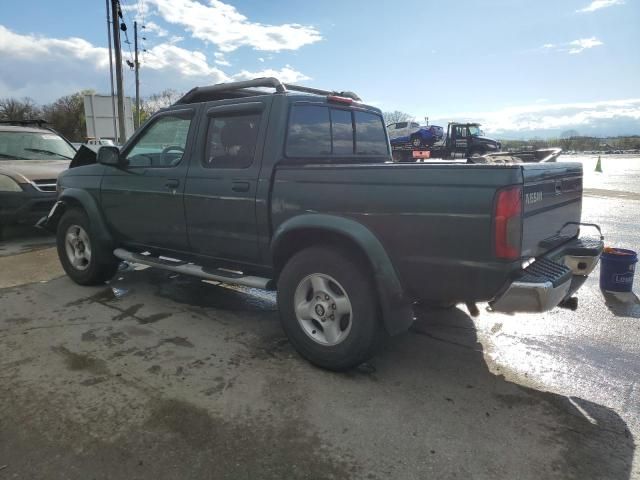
top-left (100, 108), bottom-right (197, 252)
top-left (453, 125), bottom-right (469, 154)
top-left (184, 99), bottom-right (271, 265)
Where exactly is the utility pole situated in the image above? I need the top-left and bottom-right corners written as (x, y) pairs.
top-left (110, 0), bottom-right (126, 144)
top-left (105, 0), bottom-right (117, 141)
top-left (134, 21), bottom-right (140, 129)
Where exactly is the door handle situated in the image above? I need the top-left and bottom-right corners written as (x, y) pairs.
top-left (231, 181), bottom-right (250, 192)
top-left (165, 179), bottom-right (180, 189)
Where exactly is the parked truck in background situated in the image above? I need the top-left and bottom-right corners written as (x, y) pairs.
top-left (41, 78), bottom-right (602, 371)
top-left (392, 122), bottom-right (501, 162)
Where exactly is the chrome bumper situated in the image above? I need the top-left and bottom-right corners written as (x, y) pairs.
top-left (490, 235), bottom-right (603, 314)
top-left (491, 279), bottom-right (572, 313)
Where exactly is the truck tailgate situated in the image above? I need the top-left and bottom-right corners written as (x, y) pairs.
top-left (521, 162), bottom-right (583, 258)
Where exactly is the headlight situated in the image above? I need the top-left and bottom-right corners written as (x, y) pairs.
top-left (0, 174), bottom-right (23, 192)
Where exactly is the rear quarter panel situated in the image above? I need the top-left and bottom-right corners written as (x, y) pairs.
top-left (271, 162), bottom-right (524, 303)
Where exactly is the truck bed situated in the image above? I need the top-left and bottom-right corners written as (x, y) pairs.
top-left (271, 161), bottom-right (583, 304)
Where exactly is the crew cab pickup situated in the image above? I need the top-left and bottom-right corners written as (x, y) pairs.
top-left (41, 78), bottom-right (603, 371)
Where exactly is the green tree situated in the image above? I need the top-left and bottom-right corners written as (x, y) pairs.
top-left (42, 90), bottom-right (95, 142)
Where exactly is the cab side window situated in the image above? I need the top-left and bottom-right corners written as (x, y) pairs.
top-left (125, 114), bottom-right (192, 168)
top-left (203, 113), bottom-right (261, 169)
top-left (455, 125), bottom-right (468, 138)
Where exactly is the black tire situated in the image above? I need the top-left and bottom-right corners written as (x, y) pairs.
top-left (277, 246), bottom-right (384, 371)
top-left (469, 148), bottom-right (485, 158)
top-left (56, 208), bottom-right (119, 285)
top-left (410, 135), bottom-right (423, 148)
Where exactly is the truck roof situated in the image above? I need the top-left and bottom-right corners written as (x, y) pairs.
top-left (0, 119), bottom-right (52, 134)
top-left (174, 77), bottom-right (362, 105)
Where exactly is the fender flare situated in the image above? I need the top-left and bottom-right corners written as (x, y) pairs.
top-left (46, 188), bottom-right (114, 250)
top-left (272, 214), bottom-right (414, 335)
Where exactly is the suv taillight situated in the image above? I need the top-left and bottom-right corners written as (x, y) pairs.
top-left (494, 185), bottom-right (522, 260)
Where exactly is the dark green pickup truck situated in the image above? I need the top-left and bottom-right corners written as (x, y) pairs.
top-left (42, 78), bottom-right (603, 370)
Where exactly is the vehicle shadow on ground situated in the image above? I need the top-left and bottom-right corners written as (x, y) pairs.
top-left (602, 290), bottom-right (640, 318)
top-left (117, 268), bottom-right (636, 479)
top-left (0, 224), bottom-right (54, 257)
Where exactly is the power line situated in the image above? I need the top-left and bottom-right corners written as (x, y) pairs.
top-left (117, 0), bottom-right (135, 64)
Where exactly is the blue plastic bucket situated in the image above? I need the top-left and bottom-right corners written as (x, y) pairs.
top-left (600, 248), bottom-right (637, 292)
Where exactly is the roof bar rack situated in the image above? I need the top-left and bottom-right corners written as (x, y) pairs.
top-left (282, 84), bottom-right (362, 101)
top-left (175, 77), bottom-right (362, 104)
top-left (176, 77), bottom-right (286, 104)
top-left (0, 119), bottom-right (49, 127)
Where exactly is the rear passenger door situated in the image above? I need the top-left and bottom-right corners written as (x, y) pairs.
top-left (184, 99), bottom-right (271, 264)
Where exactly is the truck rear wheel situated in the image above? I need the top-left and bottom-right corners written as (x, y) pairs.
top-left (411, 135), bottom-right (423, 148)
top-left (277, 246), bottom-right (383, 371)
top-left (56, 208), bottom-right (119, 285)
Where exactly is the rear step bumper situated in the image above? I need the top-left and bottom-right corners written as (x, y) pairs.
top-left (490, 235), bottom-right (603, 313)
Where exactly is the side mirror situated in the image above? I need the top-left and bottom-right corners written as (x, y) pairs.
top-left (97, 146), bottom-right (122, 166)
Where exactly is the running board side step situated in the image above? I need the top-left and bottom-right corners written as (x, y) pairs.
top-left (113, 248), bottom-right (273, 290)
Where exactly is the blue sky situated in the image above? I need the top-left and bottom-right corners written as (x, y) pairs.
top-left (1, 0), bottom-right (639, 137)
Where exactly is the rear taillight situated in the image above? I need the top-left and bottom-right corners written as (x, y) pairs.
top-left (494, 185), bottom-right (522, 260)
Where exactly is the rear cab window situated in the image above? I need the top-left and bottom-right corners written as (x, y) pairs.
top-left (285, 103), bottom-right (388, 160)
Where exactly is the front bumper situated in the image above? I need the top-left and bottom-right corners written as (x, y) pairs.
top-left (490, 235), bottom-right (603, 313)
top-left (0, 185), bottom-right (57, 226)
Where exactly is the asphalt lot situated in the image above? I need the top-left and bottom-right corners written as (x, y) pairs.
top-left (0, 155), bottom-right (638, 479)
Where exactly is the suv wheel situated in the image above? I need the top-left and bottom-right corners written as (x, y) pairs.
top-left (277, 246), bottom-right (383, 371)
top-left (411, 135), bottom-right (423, 148)
top-left (56, 208), bottom-right (119, 285)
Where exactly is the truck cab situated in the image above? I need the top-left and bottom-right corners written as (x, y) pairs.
top-left (443, 122), bottom-right (501, 158)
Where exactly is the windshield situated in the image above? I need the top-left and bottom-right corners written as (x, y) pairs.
top-left (0, 131), bottom-right (75, 160)
top-left (468, 125), bottom-right (481, 136)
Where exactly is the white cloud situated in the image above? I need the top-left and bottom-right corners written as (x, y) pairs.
top-left (577, 0), bottom-right (624, 13)
top-left (143, 44), bottom-right (229, 80)
top-left (214, 52), bottom-right (231, 67)
top-left (121, 1), bottom-right (151, 21)
top-left (426, 99), bottom-right (640, 137)
top-left (144, 0), bottom-right (322, 52)
top-left (539, 37), bottom-right (603, 54)
top-left (567, 37), bottom-right (603, 54)
top-left (144, 21), bottom-right (168, 38)
top-left (231, 65), bottom-right (310, 83)
top-left (0, 25), bottom-right (310, 102)
top-left (0, 24), bottom-right (108, 68)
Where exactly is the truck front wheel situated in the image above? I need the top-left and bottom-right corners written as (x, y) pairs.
top-left (277, 246), bottom-right (383, 371)
top-left (56, 208), bottom-right (119, 285)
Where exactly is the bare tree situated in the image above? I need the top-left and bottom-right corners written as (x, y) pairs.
top-left (382, 110), bottom-right (412, 126)
top-left (132, 89), bottom-right (183, 127)
top-left (0, 97), bottom-right (41, 121)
